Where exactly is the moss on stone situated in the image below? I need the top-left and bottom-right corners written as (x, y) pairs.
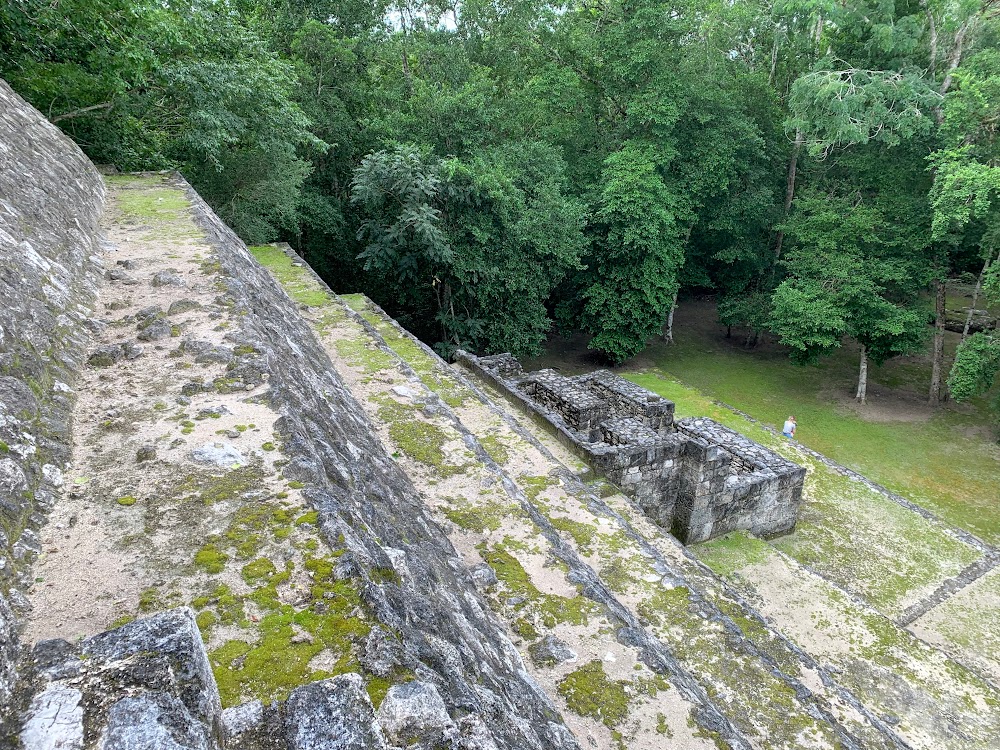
top-left (249, 245), bottom-right (332, 307)
top-left (242, 557), bottom-right (277, 584)
top-left (209, 553), bottom-right (373, 707)
top-left (549, 516), bottom-right (598, 555)
top-left (478, 544), bottom-right (599, 627)
top-left (294, 511), bottom-right (319, 526)
top-left (520, 475), bottom-right (558, 503)
top-left (194, 542), bottom-right (229, 574)
top-left (171, 463), bottom-right (268, 506)
top-left (334, 338), bottom-right (395, 374)
top-left (138, 587), bottom-right (161, 613)
top-left (442, 496), bottom-right (517, 533)
top-left (375, 397), bottom-right (463, 475)
top-left (557, 660), bottom-right (630, 728)
top-left (196, 609), bottom-right (218, 640)
top-left (479, 434), bottom-right (510, 465)
top-left (110, 614), bottom-right (136, 629)
top-left (114, 184), bottom-right (189, 221)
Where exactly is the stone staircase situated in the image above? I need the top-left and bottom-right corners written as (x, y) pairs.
top-left (252, 243), bottom-right (1000, 750)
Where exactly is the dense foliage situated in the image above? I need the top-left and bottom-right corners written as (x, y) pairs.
top-left (1, 0), bottom-right (998, 401)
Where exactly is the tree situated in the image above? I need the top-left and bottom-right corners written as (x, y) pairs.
top-left (581, 143), bottom-right (686, 364)
top-left (351, 143), bottom-right (585, 357)
top-left (771, 192), bottom-right (927, 403)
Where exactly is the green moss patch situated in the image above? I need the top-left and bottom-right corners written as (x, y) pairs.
top-left (249, 245), bottom-right (332, 307)
top-left (479, 544), bottom-right (599, 627)
top-left (194, 543), bottom-right (229, 574)
top-left (334, 337), bottom-right (396, 374)
top-left (442, 497), bottom-right (519, 533)
top-left (374, 397), bottom-right (467, 476)
top-left (113, 184), bottom-right (189, 222)
top-left (557, 660), bottom-right (631, 728)
top-left (209, 555), bottom-right (372, 706)
top-left (479, 434), bottom-right (511, 465)
top-left (170, 463), bottom-right (268, 507)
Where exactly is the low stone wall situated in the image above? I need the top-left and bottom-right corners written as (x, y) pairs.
top-left (458, 352), bottom-right (805, 545)
top-left (0, 80), bottom-right (104, 732)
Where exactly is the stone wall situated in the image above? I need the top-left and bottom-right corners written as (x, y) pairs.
top-left (457, 352), bottom-right (805, 545)
top-left (0, 80), bottom-right (104, 731)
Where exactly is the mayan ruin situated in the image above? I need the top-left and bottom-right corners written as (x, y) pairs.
top-left (2, 47), bottom-right (1000, 750)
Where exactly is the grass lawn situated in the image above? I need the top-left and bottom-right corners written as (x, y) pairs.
top-left (526, 297), bottom-right (1000, 545)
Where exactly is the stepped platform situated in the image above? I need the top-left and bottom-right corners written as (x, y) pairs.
top-left (1, 78), bottom-right (999, 749)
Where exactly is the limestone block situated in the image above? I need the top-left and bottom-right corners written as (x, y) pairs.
top-left (285, 675), bottom-right (388, 750)
top-left (377, 680), bottom-right (455, 746)
top-left (20, 682), bottom-right (84, 750)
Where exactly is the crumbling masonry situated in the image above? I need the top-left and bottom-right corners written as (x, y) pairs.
top-left (457, 353), bottom-right (805, 544)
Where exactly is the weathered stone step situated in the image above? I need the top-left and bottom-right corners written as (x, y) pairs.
top-left (14, 168), bottom-right (586, 750)
top-left (253, 254), bottom-right (725, 749)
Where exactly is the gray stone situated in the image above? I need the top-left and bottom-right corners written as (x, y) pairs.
top-left (181, 381), bottom-right (209, 396)
top-left (123, 341), bottom-right (144, 360)
top-left (285, 675), bottom-right (387, 750)
top-left (135, 305), bottom-right (163, 324)
top-left (377, 681), bottom-right (455, 745)
top-left (115, 259), bottom-right (138, 270)
top-left (528, 636), bottom-right (577, 667)
top-left (136, 444), bottom-right (157, 463)
top-left (191, 442), bottom-right (245, 467)
top-left (20, 682), bottom-right (84, 750)
top-left (194, 346), bottom-right (234, 365)
top-left (471, 562), bottom-right (498, 588)
top-left (360, 626), bottom-right (406, 678)
top-left (99, 693), bottom-right (211, 750)
top-left (151, 271), bottom-right (186, 287)
top-left (88, 344), bottom-right (124, 368)
top-left (138, 318), bottom-right (173, 341)
top-left (221, 700), bottom-right (264, 742)
top-left (105, 268), bottom-right (132, 282)
top-left (168, 299), bottom-right (201, 316)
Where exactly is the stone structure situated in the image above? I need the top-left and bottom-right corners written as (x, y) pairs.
top-left (456, 353), bottom-right (805, 544)
top-left (0, 80), bottom-right (104, 731)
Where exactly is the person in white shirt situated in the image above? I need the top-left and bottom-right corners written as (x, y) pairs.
top-left (782, 416), bottom-right (796, 439)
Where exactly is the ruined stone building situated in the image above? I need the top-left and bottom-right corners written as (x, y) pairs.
top-left (458, 354), bottom-right (805, 545)
top-left (2, 78), bottom-right (998, 750)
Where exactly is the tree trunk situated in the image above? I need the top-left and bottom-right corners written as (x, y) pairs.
top-left (855, 344), bottom-right (868, 404)
top-left (929, 277), bottom-right (947, 404)
top-left (963, 247), bottom-right (1000, 339)
top-left (772, 129), bottom-right (804, 267)
top-left (663, 291), bottom-right (678, 344)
